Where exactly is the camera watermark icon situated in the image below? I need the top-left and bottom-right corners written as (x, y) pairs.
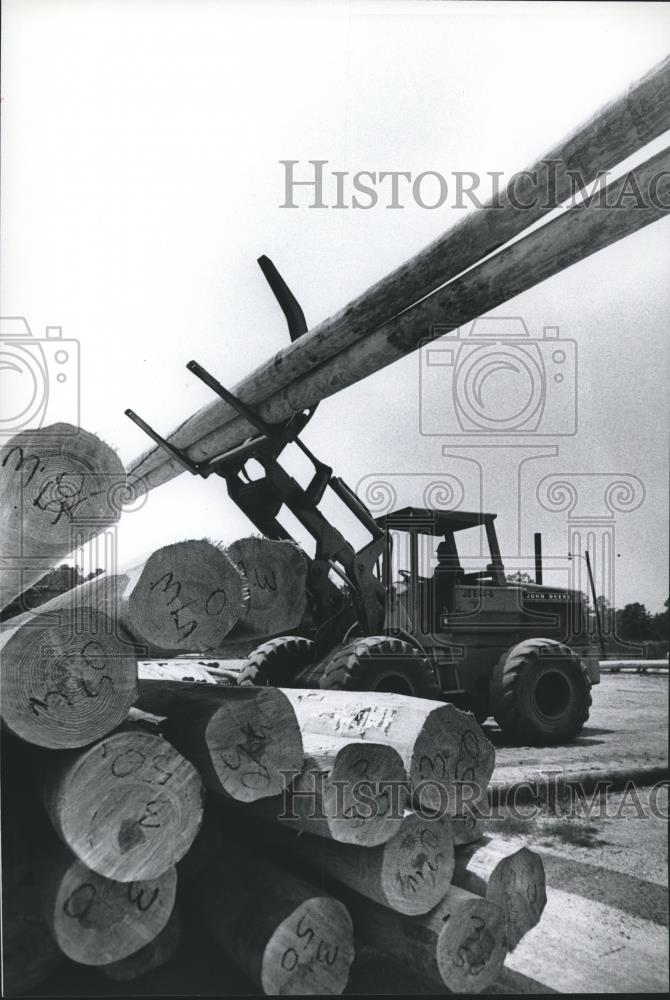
top-left (0, 317), bottom-right (80, 437)
top-left (420, 317), bottom-right (577, 438)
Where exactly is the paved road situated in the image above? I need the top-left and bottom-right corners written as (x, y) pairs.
top-left (485, 673), bottom-right (668, 794)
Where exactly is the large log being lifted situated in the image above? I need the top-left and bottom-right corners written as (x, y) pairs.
top-left (0, 423), bottom-right (126, 610)
top-left (183, 836), bottom-right (355, 995)
top-left (0, 589), bottom-right (138, 749)
top-left (36, 727), bottom-right (204, 881)
top-left (226, 537), bottom-right (309, 637)
top-left (452, 835), bottom-right (547, 949)
top-left (85, 540), bottom-right (247, 653)
top-left (126, 57), bottom-right (670, 495)
top-left (281, 689), bottom-right (495, 815)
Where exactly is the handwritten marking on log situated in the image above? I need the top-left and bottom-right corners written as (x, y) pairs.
top-left (124, 540), bottom-right (247, 651)
top-left (125, 57), bottom-right (670, 495)
top-left (184, 838), bottom-right (354, 995)
top-left (38, 840), bottom-right (177, 966)
top-left (0, 424), bottom-right (127, 609)
top-left (0, 603), bottom-right (137, 749)
top-left (227, 537), bottom-right (308, 636)
top-left (37, 728), bottom-right (203, 880)
top-left (452, 836), bottom-right (547, 949)
top-left (341, 883), bottom-right (507, 993)
top-left (236, 810), bottom-right (455, 916)
top-left (245, 735), bottom-right (406, 846)
top-left (281, 689), bottom-right (494, 816)
top-left (135, 684), bottom-right (304, 803)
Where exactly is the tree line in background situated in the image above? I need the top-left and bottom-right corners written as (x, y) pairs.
top-left (505, 572), bottom-right (668, 646)
top-left (0, 565), bottom-right (104, 622)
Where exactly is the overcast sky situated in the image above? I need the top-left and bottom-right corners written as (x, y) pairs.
top-left (2, 0), bottom-right (669, 612)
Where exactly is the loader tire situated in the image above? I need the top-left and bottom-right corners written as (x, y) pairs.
top-left (490, 638), bottom-right (592, 745)
top-left (237, 636), bottom-right (317, 688)
top-left (320, 636), bottom-right (441, 699)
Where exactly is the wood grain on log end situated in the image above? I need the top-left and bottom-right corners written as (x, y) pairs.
top-left (0, 423), bottom-right (126, 609)
top-left (260, 895), bottom-right (353, 995)
top-left (226, 537), bottom-right (308, 635)
top-left (125, 539), bottom-right (247, 651)
top-left (144, 686), bottom-right (304, 803)
top-left (0, 607), bottom-right (138, 749)
top-left (40, 848), bottom-right (177, 966)
top-left (453, 837), bottom-right (547, 949)
top-left (101, 906), bottom-right (181, 981)
top-left (376, 813), bottom-right (455, 915)
top-left (39, 728), bottom-right (203, 880)
top-left (293, 736), bottom-right (406, 846)
top-left (434, 888), bottom-right (508, 993)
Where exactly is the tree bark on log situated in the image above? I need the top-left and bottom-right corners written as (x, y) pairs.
top-left (0, 423), bottom-right (126, 610)
top-left (36, 839), bottom-right (177, 966)
top-left (340, 883), bottom-right (507, 994)
top-left (226, 537), bottom-right (308, 636)
top-left (452, 836), bottom-right (547, 949)
top-left (125, 57), bottom-right (670, 495)
top-left (100, 907), bottom-right (181, 982)
top-left (183, 836), bottom-right (355, 995)
top-left (134, 684), bottom-right (304, 803)
top-left (0, 588), bottom-right (138, 749)
top-left (240, 733), bottom-right (406, 846)
top-left (281, 689), bottom-right (494, 816)
top-left (36, 727), bottom-right (203, 881)
top-left (235, 810), bottom-right (455, 916)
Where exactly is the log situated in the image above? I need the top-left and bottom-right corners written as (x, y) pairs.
top-left (452, 836), bottom-right (547, 949)
top-left (242, 733), bottom-right (406, 846)
top-left (226, 537), bottom-right (308, 636)
top-left (176, 802), bottom-right (223, 884)
top-left (341, 883), bottom-right (507, 994)
top-left (100, 907), bottom-right (181, 982)
top-left (134, 683), bottom-right (304, 803)
top-left (125, 57), bottom-right (670, 495)
top-left (37, 840), bottom-right (177, 966)
top-left (281, 689), bottom-right (495, 815)
top-left (0, 588), bottom-right (138, 749)
top-left (1, 879), bottom-right (63, 995)
top-left (0, 423), bottom-right (126, 610)
top-left (191, 148), bottom-right (670, 459)
top-left (183, 836), bottom-right (354, 995)
top-left (138, 658), bottom-right (239, 687)
top-left (36, 726), bottom-right (203, 881)
top-left (81, 539), bottom-right (248, 654)
top-left (235, 809), bottom-right (455, 916)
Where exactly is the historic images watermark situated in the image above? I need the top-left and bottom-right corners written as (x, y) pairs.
top-left (279, 159), bottom-right (670, 210)
top-left (274, 770), bottom-right (669, 824)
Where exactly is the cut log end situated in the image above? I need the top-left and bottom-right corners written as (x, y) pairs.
top-left (261, 896), bottom-right (354, 996)
top-left (411, 703), bottom-right (495, 816)
top-left (101, 907), bottom-right (181, 981)
top-left (0, 423), bottom-right (126, 609)
top-left (127, 539), bottom-right (246, 652)
top-left (46, 729), bottom-right (203, 881)
top-left (227, 537), bottom-right (308, 635)
top-left (45, 857), bottom-right (177, 966)
top-left (202, 688), bottom-right (304, 802)
top-left (0, 607), bottom-right (138, 749)
top-left (488, 845), bottom-right (547, 948)
top-left (436, 891), bottom-right (507, 993)
top-left (379, 813), bottom-right (455, 915)
top-left (303, 738), bottom-right (406, 847)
